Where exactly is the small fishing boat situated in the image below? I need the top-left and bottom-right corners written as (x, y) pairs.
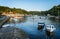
top-left (38, 22), bottom-right (45, 30)
top-left (45, 25), bottom-right (56, 32)
top-left (3, 24), bottom-right (10, 27)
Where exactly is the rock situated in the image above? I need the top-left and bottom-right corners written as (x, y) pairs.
top-left (0, 26), bottom-right (29, 39)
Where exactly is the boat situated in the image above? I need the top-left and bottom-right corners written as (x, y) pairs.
top-left (3, 24), bottom-right (10, 27)
top-left (45, 25), bottom-right (56, 32)
top-left (40, 17), bottom-right (41, 19)
top-left (38, 22), bottom-right (45, 30)
top-left (55, 17), bottom-right (60, 20)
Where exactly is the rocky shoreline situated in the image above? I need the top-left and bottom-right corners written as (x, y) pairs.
top-left (0, 26), bottom-right (29, 39)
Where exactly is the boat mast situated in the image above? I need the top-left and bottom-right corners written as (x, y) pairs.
top-left (58, 7), bottom-right (59, 21)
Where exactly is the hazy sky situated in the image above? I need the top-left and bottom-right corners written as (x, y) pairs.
top-left (0, 0), bottom-right (60, 11)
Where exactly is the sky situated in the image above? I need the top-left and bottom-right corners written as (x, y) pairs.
top-left (0, 0), bottom-right (60, 11)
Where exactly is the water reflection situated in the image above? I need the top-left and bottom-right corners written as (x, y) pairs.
top-left (9, 17), bottom-right (26, 23)
top-left (45, 31), bottom-right (55, 37)
top-left (3, 15), bottom-right (60, 39)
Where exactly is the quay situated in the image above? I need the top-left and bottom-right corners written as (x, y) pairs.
top-left (0, 16), bottom-right (29, 39)
top-left (0, 15), bottom-right (29, 39)
top-left (0, 16), bottom-right (10, 28)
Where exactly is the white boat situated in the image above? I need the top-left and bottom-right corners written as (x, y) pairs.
top-left (45, 25), bottom-right (56, 32)
top-left (3, 24), bottom-right (10, 27)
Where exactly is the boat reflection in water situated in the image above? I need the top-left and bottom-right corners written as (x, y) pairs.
top-left (45, 25), bottom-right (56, 39)
top-left (45, 30), bottom-right (55, 37)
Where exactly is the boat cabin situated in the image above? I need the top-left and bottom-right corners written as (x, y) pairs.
top-left (45, 25), bottom-right (56, 32)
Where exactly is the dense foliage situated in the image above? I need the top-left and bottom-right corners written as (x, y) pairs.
top-left (0, 4), bottom-right (60, 16)
top-left (29, 4), bottom-right (60, 16)
top-left (48, 5), bottom-right (60, 16)
top-left (0, 6), bottom-right (28, 14)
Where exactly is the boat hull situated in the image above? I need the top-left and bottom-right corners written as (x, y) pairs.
top-left (38, 25), bottom-right (44, 30)
top-left (46, 29), bottom-right (55, 33)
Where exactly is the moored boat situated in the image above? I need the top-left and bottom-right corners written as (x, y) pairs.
top-left (38, 22), bottom-right (45, 30)
top-left (45, 25), bottom-right (56, 32)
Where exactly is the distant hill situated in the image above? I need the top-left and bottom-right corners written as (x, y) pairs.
top-left (28, 4), bottom-right (60, 16)
top-left (0, 5), bottom-right (60, 16)
top-left (0, 6), bottom-right (28, 14)
top-left (48, 5), bottom-right (60, 16)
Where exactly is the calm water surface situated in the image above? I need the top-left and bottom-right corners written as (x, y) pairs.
top-left (3, 15), bottom-right (60, 39)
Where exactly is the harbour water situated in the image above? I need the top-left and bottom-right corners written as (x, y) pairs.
top-left (3, 15), bottom-right (60, 39)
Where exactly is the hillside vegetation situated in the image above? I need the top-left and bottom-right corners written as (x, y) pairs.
top-left (29, 5), bottom-right (60, 16)
top-left (0, 6), bottom-right (28, 14)
top-left (0, 4), bottom-right (60, 16)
